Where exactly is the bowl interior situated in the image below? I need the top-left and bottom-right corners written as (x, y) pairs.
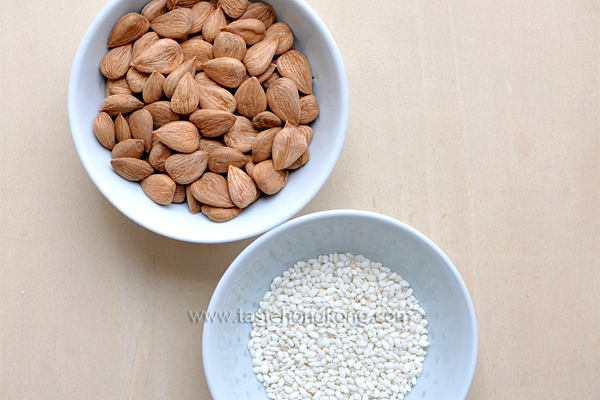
top-left (68, 0), bottom-right (349, 243)
top-left (203, 211), bottom-right (478, 400)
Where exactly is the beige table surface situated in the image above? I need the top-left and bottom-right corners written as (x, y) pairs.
top-left (1, 0), bottom-right (598, 399)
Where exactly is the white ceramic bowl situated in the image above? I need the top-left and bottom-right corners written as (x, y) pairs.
top-left (203, 210), bottom-right (478, 400)
top-left (68, 0), bottom-right (349, 243)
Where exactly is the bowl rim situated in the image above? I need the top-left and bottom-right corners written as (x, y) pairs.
top-left (203, 209), bottom-right (479, 400)
top-left (67, 0), bottom-right (350, 243)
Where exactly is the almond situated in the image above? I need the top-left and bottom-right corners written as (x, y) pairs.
top-left (108, 13), bottom-right (150, 47)
top-left (148, 141), bottom-right (173, 171)
top-left (151, 8), bottom-right (193, 39)
top-left (239, 2), bottom-right (275, 29)
top-left (100, 43), bottom-right (133, 80)
top-left (272, 122), bottom-right (308, 170)
top-left (288, 147), bottom-right (310, 170)
top-left (129, 109), bottom-right (154, 152)
top-left (94, 112), bottom-right (116, 150)
top-left (208, 147), bottom-right (247, 173)
top-left (100, 94), bottom-right (144, 116)
top-left (165, 150), bottom-right (209, 184)
top-left (110, 158), bottom-right (154, 181)
top-left (213, 32), bottom-right (247, 61)
top-left (265, 22), bottom-right (294, 55)
top-left (252, 111), bottom-right (281, 130)
top-left (197, 84), bottom-right (236, 113)
top-left (115, 113), bottom-right (132, 141)
top-left (266, 77), bottom-right (301, 124)
top-left (235, 77), bottom-right (267, 118)
top-left (189, 109), bottom-right (236, 137)
top-left (243, 35), bottom-right (278, 76)
top-left (297, 125), bottom-right (313, 144)
top-left (190, 172), bottom-right (234, 207)
top-left (194, 71), bottom-right (219, 86)
top-left (202, 57), bottom-right (247, 88)
top-left (221, 19), bottom-right (266, 45)
top-left (167, 0), bottom-right (202, 9)
top-left (218, 0), bottom-right (248, 19)
top-left (173, 184), bottom-right (186, 203)
top-left (180, 37), bottom-right (214, 71)
top-left (144, 101), bottom-right (180, 128)
top-left (171, 73), bottom-right (200, 114)
top-left (107, 77), bottom-right (133, 96)
top-left (190, 1), bottom-right (214, 34)
top-left (253, 159), bottom-right (288, 195)
top-left (251, 127), bottom-right (281, 162)
top-left (131, 38), bottom-right (184, 74)
top-left (186, 184), bottom-right (201, 214)
top-left (262, 70), bottom-right (280, 89)
top-left (202, 6), bottom-right (227, 43)
top-left (143, 71), bottom-right (166, 104)
top-left (276, 50), bottom-right (312, 95)
top-left (299, 95), bottom-right (319, 124)
top-left (223, 116), bottom-right (259, 152)
top-left (141, 174), bottom-right (176, 205)
top-left (164, 57), bottom-right (197, 98)
top-left (201, 204), bottom-right (242, 222)
top-left (126, 67), bottom-right (149, 93)
top-left (227, 165), bottom-right (257, 208)
top-left (245, 160), bottom-right (256, 179)
top-left (198, 139), bottom-right (226, 155)
top-left (132, 31), bottom-right (160, 60)
top-left (153, 121), bottom-right (199, 153)
top-left (256, 61), bottom-right (276, 83)
top-left (142, 0), bottom-right (168, 22)
top-left (112, 139), bottom-right (145, 159)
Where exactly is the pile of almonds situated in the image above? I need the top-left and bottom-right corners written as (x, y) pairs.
top-left (94, 0), bottom-right (319, 222)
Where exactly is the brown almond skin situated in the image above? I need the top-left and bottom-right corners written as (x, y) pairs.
top-left (133, 32), bottom-right (160, 61)
top-left (180, 38), bottom-right (214, 71)
top-left (256, 61), bottom-right (276, 84)
top-left (153, 121), bottom-right (200, 153)
top-left (262, 70), bottom-right (280, 90)
top-left (266, 78), bottom-right (301, 124)
top-left (235, 77), bottom-right (267, 118)
top-left (129, 109), bottom-right (154, 152)
top-left (171, 73), bottom-right (200, 114)
top-left (112, 139), bottom-right (145, 159)
top-left (114, 113), bottom-right (132, 142)
top-left (201, 204), bottom-right (242, 222)
top-left (253, 159), bottom-right (289, 195)
top-left (213, 32), bottom-right (247, 61)
top-left (142, 0), bottom-right (168, 22)
top-left (126, 67), bottom-right (149, 93)
top-left (148, 141), bottom-right (173, 172)
top-left (164, 150), bottom-right (209, 184)
top-left (190, 172), bottom-right (235, 207)
top-left (251, 127), bottom-right (281, 163)
top-left (239, 2), bottom-right (275, 29)
top-left (197, 85), bottom-right (236, 113)
top-left (107, 77), bottom-right (133, 96)
top-left (143, 71), bottom-right (166, 104)
top-left (208, 147), bottom-right (247, 173)
top-left (101, 44), bottom-right (133, 80)
top-left (164, 57), bottom-right (197, 98)
top-left (131, 38), bottom-right (184, 74)
top-left (203, 57), bottom-right (247, 88)
top-left (189, 109), bottom-right (236, 137)
top-left (272, 123), bottom-right (308, 170)
top-left (227, 165), bottom-right (257, 208)
top-left (173, 184), bottom-right (186, 203)
top-left (223, 116), bottom-right (259, 153)
top-left (100, 94), bottom-right (144, 116)
top-left (243, 36), bottom-right (279, 76)
top-left (297, 125), bottom-right (313, 145)
top-left (198, 139), bottom-right (226, 154)
top-left (186, 184), bottom-right (201, 214)
top-left (167, 0), bottom-right (202, 9)
top-left (144, 101), bottom-right (179, 128)
top-left (252, 111), bottom-right (281, 130)
top-left (276, 50), bottom-right (313, 95)
top-left (202, 6), bottom-right (227, 43)
top-left (221, 19), bottom-right (266, 45)
top-left (266, 22), bottom-right (294, 55)
top-left (195, 71), bottom-right (219, 86)
top-left (218, 0), bottom-right (248, 19)
top-left (108, 13), bottom-right (150, 47)
top-left (141, 174), bottom-right (176, 205)
top-left (94, 112), bottom-right (116, 150)
top-left (150, 8), bottom-right (193, 39)
top-left (110, 158), bottom-right (154, 181)
top-left (190, 1), bottom-right (214, 34)
top-left (288, 147), bottom-right (310, 170)
top-left (299, 95), bottom-right (319, 124)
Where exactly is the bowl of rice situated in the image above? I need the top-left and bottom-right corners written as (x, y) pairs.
top-left (203, 210), bottom-right (478, 400)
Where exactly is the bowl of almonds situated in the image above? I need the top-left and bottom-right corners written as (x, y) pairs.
top-left (69, 0), bottom-right (348, 242)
